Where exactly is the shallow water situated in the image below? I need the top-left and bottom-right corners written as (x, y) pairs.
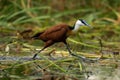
top-left (0, 53), bottom-right (120, 80)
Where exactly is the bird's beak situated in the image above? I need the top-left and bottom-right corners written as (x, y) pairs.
top-left (86, 24), bottom-right (93, 29)
top-left (84, 22), bottom-right (93, 28)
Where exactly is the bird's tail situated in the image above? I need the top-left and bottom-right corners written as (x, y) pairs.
top-left (18, 29), bottom-right (43, 40)
top-left (31, 32), bottom-right (43, 39)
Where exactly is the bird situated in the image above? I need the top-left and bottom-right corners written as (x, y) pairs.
top-left (32, 19), bottom-right (91, 59)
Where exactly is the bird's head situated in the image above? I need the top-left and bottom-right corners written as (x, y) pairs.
top-left (72, 19), bottom-right (92, 33)
top-left (75, 19), bottom-right (91, 27)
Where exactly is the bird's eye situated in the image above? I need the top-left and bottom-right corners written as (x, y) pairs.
top-left (81, 20), bottom-right (86, 24)
top-left (81, 20), bottom-right (88, 25)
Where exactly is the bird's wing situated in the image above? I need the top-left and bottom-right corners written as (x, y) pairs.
top-left (43, 25), bottom-right (68, 41)
top-left (44, 25), bottom-right (64, 34)
top-left (47, 28), bottom-right (67, 40)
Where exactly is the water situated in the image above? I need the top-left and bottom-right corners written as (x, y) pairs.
top-left (0, 55), bottom-right (120, 80)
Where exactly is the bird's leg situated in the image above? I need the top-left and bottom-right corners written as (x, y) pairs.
top-left (63, 41), bottom-right (75, 56)
top-left (64, 43), bottom-right (76, 56)
top-left (32, 47), bottom-right (45, 59)
top-left (32, 40), bottom-right (54, 59)
top-left (64, 42), bottom-right (86, 61)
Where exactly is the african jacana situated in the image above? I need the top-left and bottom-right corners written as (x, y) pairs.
top-left (32, 19), bottom-right (91, 59)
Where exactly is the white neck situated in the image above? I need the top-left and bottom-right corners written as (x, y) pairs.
top-left (72, 24), bottom-right (81, 33)
top-left (72, 20), bottom-right (86, 33)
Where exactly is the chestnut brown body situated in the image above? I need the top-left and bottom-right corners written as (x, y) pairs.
top-left (32, 24), bottom-right (73, 49)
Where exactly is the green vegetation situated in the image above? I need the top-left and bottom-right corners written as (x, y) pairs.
top-left (0, 0), bottom-right (120, 80)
